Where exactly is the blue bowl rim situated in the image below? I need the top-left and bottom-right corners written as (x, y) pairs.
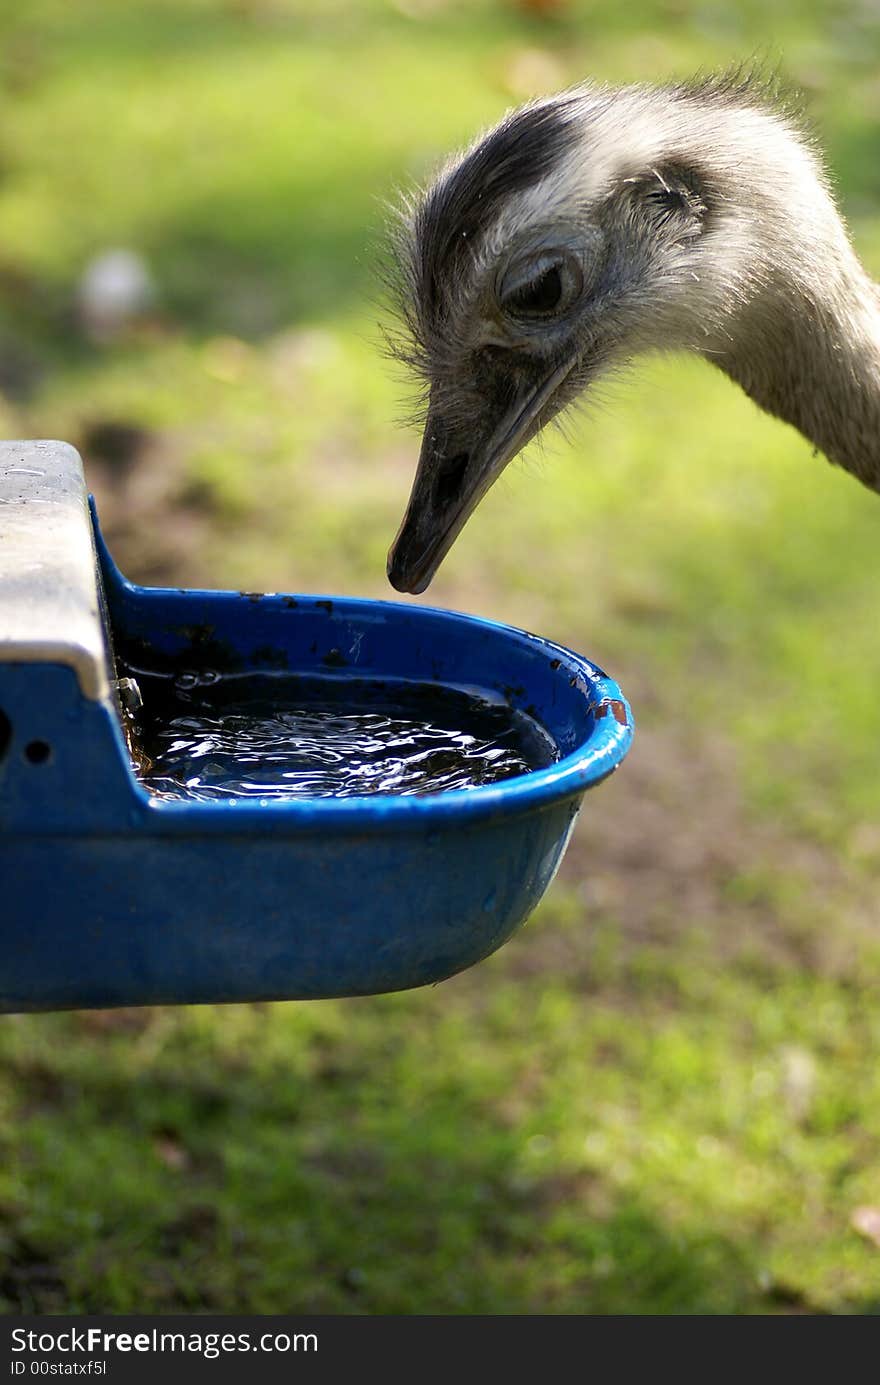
top-left (95, 511), bottom-right (634, 830)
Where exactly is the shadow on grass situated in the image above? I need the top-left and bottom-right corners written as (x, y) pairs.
top-left (147, 174), bottom-right (392, 338)
top-left (0, 164), bottom-right (393, 369)
top-left (0, 1023), bottom-right (848, 1316)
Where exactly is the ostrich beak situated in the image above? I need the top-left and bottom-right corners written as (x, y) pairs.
top-left (387, 357), bottom-right (576, 595)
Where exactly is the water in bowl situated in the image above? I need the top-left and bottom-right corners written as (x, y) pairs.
top-left (122, 667), bottom-right (558, 801)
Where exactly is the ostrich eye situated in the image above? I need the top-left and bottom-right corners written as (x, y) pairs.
top-left (498, 251), bottom-right (582, 320)
top-left (507, 264), bottom-right (562, 313)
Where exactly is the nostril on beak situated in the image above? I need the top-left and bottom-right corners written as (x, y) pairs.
top-left (433, 452), bottom-right (469, 510)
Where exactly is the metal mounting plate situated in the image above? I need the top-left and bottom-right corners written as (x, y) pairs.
top-left (0, 439), bottom-right (110, 701)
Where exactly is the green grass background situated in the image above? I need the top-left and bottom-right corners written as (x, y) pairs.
top-left (2, 0), bottom-right (880, 1313)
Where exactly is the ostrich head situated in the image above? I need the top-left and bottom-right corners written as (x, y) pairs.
top-left (386, 72), bottom-right (880, 594)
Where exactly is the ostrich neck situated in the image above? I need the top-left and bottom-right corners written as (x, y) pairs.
top-left (714, 259), bottom-right (880, 492)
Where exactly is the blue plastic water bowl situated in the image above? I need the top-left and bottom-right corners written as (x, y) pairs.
top-left (0, 442), bottom-right (633, 1013)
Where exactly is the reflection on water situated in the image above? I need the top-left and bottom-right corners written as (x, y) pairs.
top-left (125, 669), bottom-right (558, 801)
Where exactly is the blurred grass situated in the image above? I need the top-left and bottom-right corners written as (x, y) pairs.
top-left (2, 0), bottom-right (880, 1314)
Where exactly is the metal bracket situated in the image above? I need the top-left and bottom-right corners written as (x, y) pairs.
top-left (0, 440), bottom-right (111, 701)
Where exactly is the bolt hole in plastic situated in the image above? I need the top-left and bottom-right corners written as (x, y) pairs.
top-left (0, 708), bottom-right (10, 762)
top-left (24, 738), bottom-right (51, 766)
